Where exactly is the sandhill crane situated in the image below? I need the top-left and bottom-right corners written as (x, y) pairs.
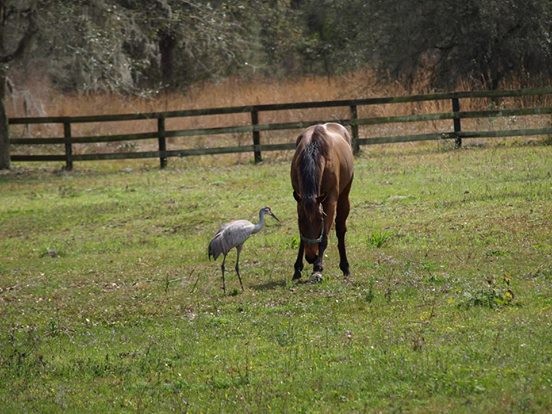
top-left (208, 206), bottom-right (279, 293)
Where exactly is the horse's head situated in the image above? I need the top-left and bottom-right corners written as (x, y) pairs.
top-left (294, 191), bottom-right (326, 263)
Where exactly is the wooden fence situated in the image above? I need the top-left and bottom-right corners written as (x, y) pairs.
top-left (9, 87), bottom-right (552, 170)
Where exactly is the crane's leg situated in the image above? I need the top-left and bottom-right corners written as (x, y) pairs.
top-left (221, 254), bottom-right (227, 293)
top-left (235, 245), bottom-right (244, 291)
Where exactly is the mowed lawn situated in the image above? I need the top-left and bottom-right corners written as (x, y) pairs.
top-left (1, 142), bottom-right (551, 413)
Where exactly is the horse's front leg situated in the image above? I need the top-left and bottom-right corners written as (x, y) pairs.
top-left (293, 240), bottom-right (304, 280)
top-left (311, 201), bottom-right (334, 282)
top-left (310, 233), bottom-right (328, 282)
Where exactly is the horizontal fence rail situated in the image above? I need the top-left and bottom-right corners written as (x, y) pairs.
top-left (9, 87), bottom-right (552, 169)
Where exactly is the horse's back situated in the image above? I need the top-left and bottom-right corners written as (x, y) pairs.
top-left (296, 123), bottom-right (351, 147)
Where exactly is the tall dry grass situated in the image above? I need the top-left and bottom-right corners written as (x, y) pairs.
top-left (7, 68), bottom-right (552, 160)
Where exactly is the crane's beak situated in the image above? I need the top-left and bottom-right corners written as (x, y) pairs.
top-left (269, 212), bottom-right (280, 222)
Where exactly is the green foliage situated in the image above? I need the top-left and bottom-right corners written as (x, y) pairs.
top-left (13, 0), bottom-right (552, 93)
top-left (0, 144), bottom-right (551, 411)
top-left (368, 0), bottom-right (552, 89)
top-left (34, 0), bottom-right (258, 92)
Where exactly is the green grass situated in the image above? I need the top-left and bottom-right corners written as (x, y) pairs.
top-left (1, 142), bottom-right (551, 413)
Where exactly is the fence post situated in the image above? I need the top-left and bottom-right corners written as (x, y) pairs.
top-left (451, 97), bottom-right (462, 148)
top-left (157, 115), bottom-right (167, 168)
top-left (63, 120), bottom-right (73, 170)
top-left (251, 108), bottom-right (262, 163)
top-left (349, 104), bottom-right (360, 154)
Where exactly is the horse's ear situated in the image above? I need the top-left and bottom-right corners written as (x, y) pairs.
top-left (293, 191), bottom-right (302, 202)
top-left (316, 193), bottom-right (327, 204)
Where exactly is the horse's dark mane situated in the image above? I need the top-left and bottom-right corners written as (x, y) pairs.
top-left (299, 126), bottom-right (328, 200)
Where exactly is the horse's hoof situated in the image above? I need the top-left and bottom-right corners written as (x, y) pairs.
top-left (292, 272), bottom-right (302, 281)
top-left (309, 272), bottom-right (323, 283)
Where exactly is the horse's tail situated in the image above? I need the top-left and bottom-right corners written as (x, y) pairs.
top-left (296, 124), bottom-right (328, 199)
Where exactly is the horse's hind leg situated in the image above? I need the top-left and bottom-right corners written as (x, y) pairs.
top-left (293, 240), bottom-right (305, 280)
top-left (336, 182), bottom-right (352, 277)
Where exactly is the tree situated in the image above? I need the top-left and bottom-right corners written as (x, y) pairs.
top-left (0, 0), bottom-right (37, 170)
top-left (292, 0), bottom-right (374, 76)
top-left (368, 0), bottom-right (552, 90)
top-left (39, 0), bottom-right (256, 92)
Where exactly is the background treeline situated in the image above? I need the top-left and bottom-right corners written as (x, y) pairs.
top-left (7, 0), bottom-right (552, 93)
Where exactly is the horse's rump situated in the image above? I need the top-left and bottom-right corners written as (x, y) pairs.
top-left (291, 122), bottom-right (353, 200)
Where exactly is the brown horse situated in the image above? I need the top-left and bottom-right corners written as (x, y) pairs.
top-left (290, 123), bottom-right (354, 281)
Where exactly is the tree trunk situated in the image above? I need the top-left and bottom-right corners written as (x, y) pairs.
top-left (0, 68), bottom-right (10, 170)
top-left (0, 3), bottom-right (37, 169)
top-left (159, 30), bottom-right (176, 87)
top-left (0, 1), bottom-right (8, 170)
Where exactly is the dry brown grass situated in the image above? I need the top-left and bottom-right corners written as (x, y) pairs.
top-left (7, 68), bottom-right (552, 161)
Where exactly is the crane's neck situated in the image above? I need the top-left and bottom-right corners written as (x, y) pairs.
top-left (252, 210), bottom-right (267, 234)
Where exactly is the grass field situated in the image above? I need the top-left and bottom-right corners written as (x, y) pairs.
top-left (1, 141), bottom-right (551, 413)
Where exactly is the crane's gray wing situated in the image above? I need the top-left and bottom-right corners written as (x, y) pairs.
top-left (208, 220), bottom-right (255, 260)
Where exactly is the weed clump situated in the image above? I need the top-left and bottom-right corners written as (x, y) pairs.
top-left (367, 230), bottom-right (393, 248)
top-left (459, 276), bottom-right (516, 309)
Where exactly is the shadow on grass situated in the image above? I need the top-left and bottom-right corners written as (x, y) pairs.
top-left (250, 279), bottom-right (287, 291)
